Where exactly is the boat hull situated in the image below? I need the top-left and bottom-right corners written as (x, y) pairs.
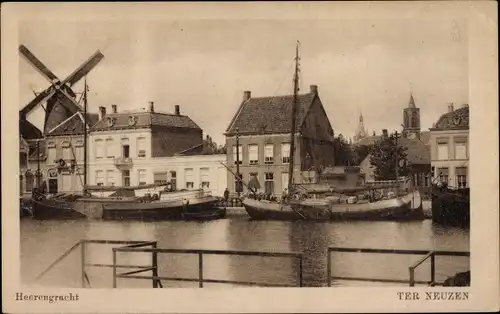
top-left (294, 191), bottom-right (424, 221)
top-left (242, 191), bottom-right (425, 222)
top-left (102, 196), bottom-right (220, 221)
top-left (242, 199), bottom-right (302, 220)
top-left (32, 198), bottom-right (87, 220)
top-left (431, 186), bottom-right (470, 228)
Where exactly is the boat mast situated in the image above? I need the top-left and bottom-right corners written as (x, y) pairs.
top-left (288, 41), bottom-right (300, 191)
top-left (83, 77), bottom-right (88, 192)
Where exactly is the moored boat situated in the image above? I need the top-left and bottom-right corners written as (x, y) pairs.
top-left (242, 198), bottom-right (303, 221)
top-left (291, 189), bottom-right (424, 221)
top-left (431, 184), bottom-right (469, 228)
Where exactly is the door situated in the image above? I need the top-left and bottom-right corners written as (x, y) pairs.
top-left (48, 179), bottom-right (58, 194)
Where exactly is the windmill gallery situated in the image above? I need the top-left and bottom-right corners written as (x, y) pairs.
top-left (17, 41), bottom-right (470, 288)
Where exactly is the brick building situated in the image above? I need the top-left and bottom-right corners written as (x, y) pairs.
top-left (224, 85), bottom-right (335, 196)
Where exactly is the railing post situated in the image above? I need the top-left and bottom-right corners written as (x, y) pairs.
top-left (409, 267), bottom-right (415, 287)
top-left (112, 248), bottom-right (117, 288)
top-left (327, 249), bottom-right (332, 287)
top-left (80, 241), bottom-right (86, 288)
top-left (299, 256), bottom-right (303, 287)
top-left (430, 252), bottom-right (435, 285)
top-left (198, 253), bottom-right (204, 288)
top-left (152, 242), bottom-right (158, 288)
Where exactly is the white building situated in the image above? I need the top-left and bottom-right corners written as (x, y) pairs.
top-left (429, 103), bottom-right (469, 188)
top-left (87, 103), bottom-right (228, 197)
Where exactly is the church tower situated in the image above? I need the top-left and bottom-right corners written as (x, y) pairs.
top-left (354, 112), bottom-right (368, 143)
top-left (402, 93), bottom-right (421, 139)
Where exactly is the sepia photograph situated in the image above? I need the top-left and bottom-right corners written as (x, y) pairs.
top-left (2, 2), bottom-right (498, 313)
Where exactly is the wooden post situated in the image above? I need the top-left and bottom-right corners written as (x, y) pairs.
top-left (112, 248), bottom-right (117, 288)
top-left (236, 127), bottom-right (241, 197)
top-left (409, 267), bottom-right (415, 287)
top-left (299, 256), bottom-right (303, 287)
top-left (80, 241), bottom-right (86, 288)
top-left (198, 253), bottom-right (204, 288)
top-left (430, 252), bottom-right (436, 285)
top-left (327, 249), bottom-right (332, 287)
top-left (152, 242), bottom-right (159, 288)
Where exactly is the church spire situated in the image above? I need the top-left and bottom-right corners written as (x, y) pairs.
top-left (408, 93), bottom-right (416, 108)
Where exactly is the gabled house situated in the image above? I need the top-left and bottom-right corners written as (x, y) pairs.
top-left (224, 85), bottom-right (335, 196)
top-left (43, 110), bottom-right (99, 194)
top-left (19, 119), bottom-right (45, 196)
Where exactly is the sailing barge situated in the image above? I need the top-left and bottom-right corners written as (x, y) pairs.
top-left (236, 42), bottom-right (425, 222)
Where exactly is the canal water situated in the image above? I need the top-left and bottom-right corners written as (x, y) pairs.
top-left (21, 211), bottom-right (470, 288)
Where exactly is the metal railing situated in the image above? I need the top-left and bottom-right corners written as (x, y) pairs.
top-left (35, 239), bottom-right (159, 288)
top-left (113, 246), bottom-right (303, 288)
top-left (35, 239), bottom-right (303, 288)
top-left (327, 247), bottom-right (470, 287)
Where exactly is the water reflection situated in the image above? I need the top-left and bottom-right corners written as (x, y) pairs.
top-left (20, 216), bottom-right (469, 288)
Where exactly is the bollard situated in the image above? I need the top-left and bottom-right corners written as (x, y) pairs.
top-left (152, 242), bottom-right (158, 288)
top-left (112, 248), bottom-right (117, 288)
top-left (327, 249), bottom-right (332, 287)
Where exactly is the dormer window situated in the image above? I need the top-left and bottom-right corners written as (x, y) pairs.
top-left (128, 116), bottom-right (138, 126)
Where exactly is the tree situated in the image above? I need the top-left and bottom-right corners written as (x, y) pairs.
top-left (333, 134), bottom-right (353, 166)
top-left (202, 135), bottom-right (227, 155)
top-left (369, 133), bottom-right (410, 180)
top-left (352, 144), bottom-right (371, 165)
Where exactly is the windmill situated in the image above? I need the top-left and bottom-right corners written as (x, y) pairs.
top-left (19, 44), bottom-right (104, 135)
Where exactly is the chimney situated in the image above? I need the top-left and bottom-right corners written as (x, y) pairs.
top-left (99, 106), bottom-right (106, 120)
top-left (149, 101), bottom-right (155, 112)
top-left (243, 91), bottom-right (251, 102)
top-left (175, 105), bottom-right (180, 115)
top-left (448, 103), bottom-right (454, 113)
top-left (111, 104), bottom-right (117, 113)
top-left (310, 85), bottom-right (318, 95)
top-left (382, 129), bottom-right (388, 138)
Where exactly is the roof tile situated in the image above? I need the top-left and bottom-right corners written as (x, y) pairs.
top-left (226, 93), bottom-right (316, 135)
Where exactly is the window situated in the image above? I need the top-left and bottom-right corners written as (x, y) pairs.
top-left (265, 172), bottom-right (274, 194)
top-left (106, 170), bottom-right (115, 186)
top-left (170, 171), bottom-right (177, 190)
top-left (281, 143), bottom-right (291, 164)
top-left (265, 144), bottom-right (274, 164)
top-left (437, 141), bottom-right (448, 160)
top-left (138, 169), bottom-right (147, 185)
top-left (122, 170), bottom-right (130, 187)
top-left (185, 168), bottom-right (194, 189)
top-left (437, 168), bottom-right (449, 184)
top-left (106, 138), bottom-right (115, 158)
top-left (200, 168), bottom-right (210, 189)
top-left (248, 144), bottom-right (258, 165)
top-left (95, 139), bottom-right (104, 159)
top-left (62, 141), bottom-right (72, 160)
top-left (233, 145), bottom-right (243, 165)
top-left (281, 172), bottom-right (289, 191)
top-left (122, 144), bottom-right (130, 158)
top-left (95, 170), bottom-right (104, 186)
top-left (456, 167), bottom-right (467, 188)
top-left (454, 141), bottom-right (467, 160)
top-left (154, 172), bottom-right (168, 185)
top-left (25, 172), bottom-right (34, 192)
top-left (75, 141), bottom-right (84, 161)
top-left (137, 137), bottom-right (146, 158)
top-left (47, 142), bottom-right (56, 164)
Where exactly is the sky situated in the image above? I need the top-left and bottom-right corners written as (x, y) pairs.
top-left (18, 5), bottom-right (469, 145)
